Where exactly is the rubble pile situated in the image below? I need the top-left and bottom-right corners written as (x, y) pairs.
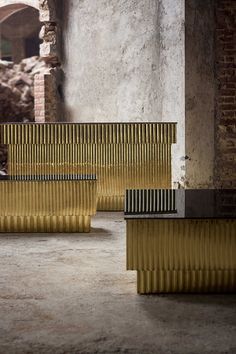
top-left (0, 145), bottom-right (7, 176)
top-left (0, 56), bottom-right (50, 174)
top-left (0, 56), bottom-right (49, 123)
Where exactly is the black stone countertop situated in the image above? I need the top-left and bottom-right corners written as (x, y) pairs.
top-left (124, 189), bottom-right (236, 219)
top-left (0, 174), bottom-right (97, 181)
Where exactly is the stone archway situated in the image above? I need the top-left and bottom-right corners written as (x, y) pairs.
top-left (38, 0), bottom-right (59, 65)
top-left (0, 1), bottom-right (59, 64)
top-left (0, 0), bottom-right (62, 123)
top-left (0, 0), bottom-right (38, 9)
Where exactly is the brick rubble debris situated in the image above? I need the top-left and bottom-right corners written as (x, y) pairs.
top-left (0, 56), bottom-right (50, 174)
top-left (0, 56), bottom-right (50, 123)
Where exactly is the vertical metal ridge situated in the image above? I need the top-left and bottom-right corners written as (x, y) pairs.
top-left (0, 179), bottom-right (97, 232)
top-left (2, 123), bottom-right (176, 210)
top-left (126, 219), bottom-right (236, 271)
top-left (137, 270), bottom-right (236, 294)
top-left (0, 215), bottom-right (91, 233)
top-left (125, 189), bottom-right (176, 214)
top-left (0, 123), bottom-right (177, 144)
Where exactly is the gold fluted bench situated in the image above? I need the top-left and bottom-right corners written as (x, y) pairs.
top-left (0, 123), bottom-right (176, 211)
top-left (125, 189), bottom-right (236, 294)
top-left (0, 175), bottom-right (97, 233)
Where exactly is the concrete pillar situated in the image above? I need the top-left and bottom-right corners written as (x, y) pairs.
top-left (185, 0), bottom-right (215, 188)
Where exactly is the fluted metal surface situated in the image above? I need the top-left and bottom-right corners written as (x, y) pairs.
top-left (125, 189), bottom-right (176, 214)
top-left (127, 219), bottom-right (236, 270)
top-left (0, 179), bottom-right (97, 232)
top-left (7, 144), bottom-right (171, 210)
top-left (0, 123), bottom-right (176, 145)
top-left (126, 218), bottom-right (236, 293)
top-left (137, 270), bottom-right (236, 293)
top-left (0, 215), bottom-right (91, 233)
top-left (1, 123), bottom-right (176, 210)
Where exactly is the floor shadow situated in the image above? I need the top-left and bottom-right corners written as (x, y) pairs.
top-left (137, 293), bottom-right (236, 328)
top-left (0, 227), bottom-right (112, 239)
top-left (162, 293), bottom-right (236, 307)
top-left (90, 227), bottom-right (111, 235)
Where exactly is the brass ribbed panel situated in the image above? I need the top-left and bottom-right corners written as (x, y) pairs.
top-left (0, 180), bottom-right (97, 232)
top-left (137, 270), bottom-right (236, 294)
top-left (125, 189), bottom-right (176, 214)
top-left (0, 123), bottom-right (177, 145)
top-left (97, 196), bottom-right (124, 211)
top-left (8, 143), bottom-right (172, 211)
top-left (0, 215), bottom-right (91, 233)
top-left (0, 180), bottom-right (97, 216)
top-left (127, 219), bottom-right (236, 271)
top-left (2, 123), bottom-right (176, 210)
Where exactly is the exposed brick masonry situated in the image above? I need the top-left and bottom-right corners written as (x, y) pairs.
top-left (34, 0), bottom-right (62, 123)
top-left (34, 72), bottom-right (57, 123)
top-left (215, 0), bottom-right (236, 188)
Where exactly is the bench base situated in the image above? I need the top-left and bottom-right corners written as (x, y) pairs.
top-left (0, 215), bottom-right (91, 233)
top-left (137, 270), bottom-right (236, 294)
top-left (127, 219), bottom-right (236, 293)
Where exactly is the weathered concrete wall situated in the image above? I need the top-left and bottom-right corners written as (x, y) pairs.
top-left (185, 0), bottom-right (215, 188)
top-left (62, 0), bottom-right (185, 186)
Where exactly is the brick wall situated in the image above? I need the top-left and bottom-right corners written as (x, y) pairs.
top-left (34, 0), bottom-right (62, 123)
top-left (34, 73), bottom-right (57, 123)
top-left (215, 0), bottom-right (236, 188)
top-left (34, 74), bottom-right (45, 123)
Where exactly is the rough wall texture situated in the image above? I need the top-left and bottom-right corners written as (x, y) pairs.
top-left (34, 69), bottom-right (61, 122)
top-left (0, 56), bottom-right (48, 123)
top-left (63, 0), bottom-right (185, 186)
top-left (36, 0), bottom-right (63, 122)
top-left (185, 0), bottom-right (215, 188)
top-left (215, 0), bottom-right (236, 188)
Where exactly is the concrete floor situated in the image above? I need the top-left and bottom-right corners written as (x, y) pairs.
top-left (0, 212), bottom-right (235, 354)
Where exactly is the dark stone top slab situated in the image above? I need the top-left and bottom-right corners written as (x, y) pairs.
top-left (0, 174), bottom-right (97, 181)
top-left (124, 189), bottom-right (236, 219)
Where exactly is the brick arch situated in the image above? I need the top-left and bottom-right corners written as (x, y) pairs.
top-left (0, 0), bottom-right (38, 9)
top-left (0, 1), bottom-right (59, 63)
top-left (0, 0), bottom-right (61, 123)
top-left (0, 2), bottom-right (39, 25)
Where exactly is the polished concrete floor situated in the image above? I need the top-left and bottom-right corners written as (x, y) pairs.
top-left (0, 212), bottom-right (235, 354)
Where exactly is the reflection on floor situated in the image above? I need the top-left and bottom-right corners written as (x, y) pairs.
top-left (0, 212), bottom-right (235, 354)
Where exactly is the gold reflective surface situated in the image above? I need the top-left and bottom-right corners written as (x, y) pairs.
top-left (0, 180), bottom-right (97, 233)
top-left (137, 270), bottom-right (236, 294)
top-left (0, 123), bottom-right (176, 211)
top-left (127, 219), bottom-right (236, 293)
top-left (0, 123), bottom-right (176, 145)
